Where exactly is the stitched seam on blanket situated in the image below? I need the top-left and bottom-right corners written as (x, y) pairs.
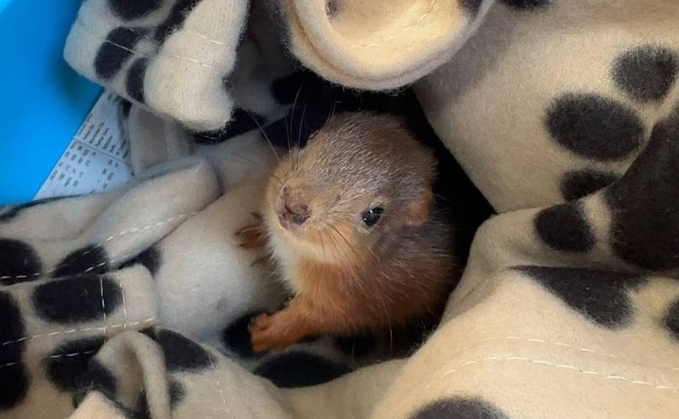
top-left (451, 336), bottom-right (679, 371)
top-left (114, 23), bottom-right (230, 47)
top-left (441, 356), bottom-right (679, 390)
top-left (488, 336), bottom-right (618, 359)
top-left (0, 212), bottom-right (197, 282)
top-left (74, 18), bottom-right (222, 69)
top-left (100, 276), bottom-right (108, 335)
top-left (0, 350), bottom-right (100, 370)
top-left (1, 252), bottom-right (147, 291)
top-left (392, 355), bottom-right (679, 416)
top-left (349, 0), bottom-right (439, 48)
top-left (104, 39), bottom-right (217, 69)
top-left (121, 280), bottom-right (129, 330)
top-left (0, 317), bottom-right (156, 347)
top-left (208, 357), bottom-right (231, 418)
top-left (81, 212), bottom-right (199, 255)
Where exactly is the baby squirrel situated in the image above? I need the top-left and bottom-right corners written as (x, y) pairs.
top-left (238, 112), bottom-right (459, 353)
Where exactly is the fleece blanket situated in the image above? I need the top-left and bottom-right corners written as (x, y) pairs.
top-left (2, 0), bottom-right (679, 418)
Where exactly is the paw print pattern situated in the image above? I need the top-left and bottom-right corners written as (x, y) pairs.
top-left (155, 329), bottom-right (216, 373)
top-left (664, 297), bottom-right (679, 341)
top-left (410, 397), bottom-right (509, 419)
top-left (501, 0), bottom-right (551, 11)
top-left (253, 351), bottom-right (352, 389)
top-left (606, 104), bottom-right (679, 270)
top-left (546, 93), bottom-right (645, 162)
top-left (108, 0), bottom-right (162, 21)
top-left (0, 239), bottom-right (43, 286)
top-left (66, 0), bottom-right (249, 132)
top-left (612, 45), bottom-right (679, 103)
top-left (545, 44), bottom-right (679, 201)
top-left (560, 169), bottom-right (619, 202)
top-left (517, 266), bottom-right (646, 328)
top-left (524, 44), bottom-right (679, 328)
top-left (94, 0), bottom-right (204, 102)
top-left (0, 292), bottom-right (29, 410)
top-left (534, 201), bottom-right (594, 253)
top-left (44, 337), bottom-right (109, 393)
top-left (94, 27), bottom-right (148, 82)
top-left (32, 275), bottom-right (122, 324)
top-left (535, 44), bottom-right (679, 268)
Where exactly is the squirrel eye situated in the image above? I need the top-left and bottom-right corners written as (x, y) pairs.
top-left (361, 207), bottom-right (384, 227)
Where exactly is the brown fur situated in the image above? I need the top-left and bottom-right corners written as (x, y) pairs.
top-left (237, 112), bottom-right (459, 353)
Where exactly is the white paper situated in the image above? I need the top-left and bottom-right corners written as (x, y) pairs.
top-left (34, 93), bottom-right (133, 200)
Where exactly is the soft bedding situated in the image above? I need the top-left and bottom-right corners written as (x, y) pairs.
top-left (2, 0), bottom-right (679, 418)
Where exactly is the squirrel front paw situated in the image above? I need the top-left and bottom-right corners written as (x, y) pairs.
top-left (248, 312), bottom-right (302, 353)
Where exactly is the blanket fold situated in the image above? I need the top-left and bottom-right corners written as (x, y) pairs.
top-left (3, 0), bottom-right (679, 418)
top-left (267, 0), bottom-right (492, 90)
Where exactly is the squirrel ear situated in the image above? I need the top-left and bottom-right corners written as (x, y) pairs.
top-left (405, 188), bottom-right (433, 226)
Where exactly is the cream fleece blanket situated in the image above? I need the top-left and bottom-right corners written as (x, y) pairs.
top-left (1, 0), bottom-right (678, 418)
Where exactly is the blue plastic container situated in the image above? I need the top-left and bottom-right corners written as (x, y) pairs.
top-left (0, 0), bottom-right (102, 205)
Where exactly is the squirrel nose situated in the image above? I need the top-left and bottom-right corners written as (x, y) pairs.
top-left (284, 204), bottom-right (310, 225)
top-left (280, 186), bottom-right (311, 226)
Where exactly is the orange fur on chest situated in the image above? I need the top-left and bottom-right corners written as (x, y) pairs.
top-left (293, 255), bottom-right (448, 334)
top-left (239, 216), bottom-right (453, 353)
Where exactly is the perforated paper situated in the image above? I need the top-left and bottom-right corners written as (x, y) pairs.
top-left (34, 93), bottom-right (133, 199)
